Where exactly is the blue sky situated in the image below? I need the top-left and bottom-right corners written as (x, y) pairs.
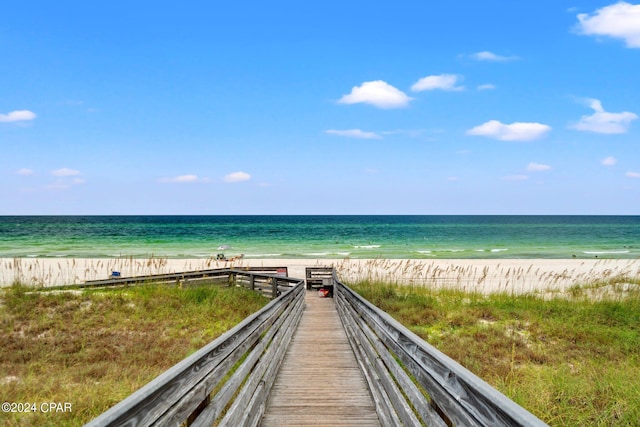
top-left (1, 1), bottom-right (639, 214)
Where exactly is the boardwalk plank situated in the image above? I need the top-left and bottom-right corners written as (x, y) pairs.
top-left (261, 291), bottom-right (381, 426)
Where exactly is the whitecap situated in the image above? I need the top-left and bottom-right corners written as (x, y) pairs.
top-left (491, 248), bottom-right (508, 253)
top-left (583, 250), bottom-right (630, 255)
top-left (353, 245), bottom-right (381, 249)
top-left (243, 253), bottom-right (283, 257)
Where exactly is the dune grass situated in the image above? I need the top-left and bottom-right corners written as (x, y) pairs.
top-left (348, 279), bottom-right (640, 426)
top-left (0, 283), bottom-right (269, 427)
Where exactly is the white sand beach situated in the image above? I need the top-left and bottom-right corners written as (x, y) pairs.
top-left (2, 257), bottom-right (639, 296)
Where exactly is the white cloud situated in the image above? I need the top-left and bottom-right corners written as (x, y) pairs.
top-left (0, 110), bottom-right (37, 123)
top-left (52, 168), bottom-right (81, 177)
top-left (158, 174), bottom-right (200, 184)
top-left (17, 168), bottom-right (35, 176)
top-left (527, 162), bottom-right (551, 172)
top-left (602, 156), bottom-right (618, 166)
top-left (224, 171), bottom-right (251, 183)
top-left (338, 80), bottom-right (412, 109)
top-left (325, 129), bottom-right (381, 139)
top-left (571, 98), bottom-right (637, 134)
top-left (411, 74), bottom-right (464, 92)
top-left (380, 129), bottom-right (426, 138)
top-left (159, 174), bottom-right (199, 183)
top-left (576, 2), bottom-right (640, 48)
top-left (466, 120), bottom-right (551, 141)
top-left (626, 171), bottom-right (640, 178)
top-left (477, 83), bottom-right (496, 91)
top-left (470, 51), bottom-right (518, 61)
top-left (502, 175), bottom-right (529, 181)
top-left (46, 169), bottom-right (85, 191)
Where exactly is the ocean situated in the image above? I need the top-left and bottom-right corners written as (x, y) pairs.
top-left (0, 215), bottom-right (638, 259)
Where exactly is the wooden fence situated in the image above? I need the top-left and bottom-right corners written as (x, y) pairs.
top-left (334, 274), bottom-right (547, 427)
top-left (82, 267), bottom-right (291, 299)
top-left (84, 272), bottom-right (305, 427)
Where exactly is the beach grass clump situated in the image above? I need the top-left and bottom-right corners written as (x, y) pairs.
top-left (0, 283), bottom-right (268, 426)
top-left (349, 279), bottom-right (640, 426)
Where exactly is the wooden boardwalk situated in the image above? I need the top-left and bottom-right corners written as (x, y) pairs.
top-left (261, 290), bottom-right (381, 426)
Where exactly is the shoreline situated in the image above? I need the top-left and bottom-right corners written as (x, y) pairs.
top-left (2, 257), bottom-right (639, 295)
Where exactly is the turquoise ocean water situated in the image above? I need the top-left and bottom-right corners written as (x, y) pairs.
top-left (0, 216), bottom-right (638, 259)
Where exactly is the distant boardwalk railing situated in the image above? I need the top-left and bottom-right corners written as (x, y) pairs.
top-left (83, 266), bottom-right (291, 299)
top-left (84, 269), bottom-right (304, 427)
top-left (335, 274), bottom-right (547, 427)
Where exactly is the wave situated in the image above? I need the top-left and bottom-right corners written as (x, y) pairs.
top-left (353, 245), bottom-right (381, 249)
top-left (306, 252), bottom-right (351, 257)
top-left (583, 250), bottom-right (630, 255)
top-left (243, 253), bottom-right (284, 258)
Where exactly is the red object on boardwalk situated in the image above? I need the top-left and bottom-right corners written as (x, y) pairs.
top-left (318, 288), bottom-right (331, 298)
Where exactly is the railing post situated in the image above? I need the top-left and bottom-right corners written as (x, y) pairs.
top-left (250, 274), bottom-right (255, 290)
top-left (271, 277), bottom-right (278, 299)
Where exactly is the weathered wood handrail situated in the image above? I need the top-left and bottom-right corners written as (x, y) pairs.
top-left (82, 267), bottom-right (293, 299)
top-left (84, 275), bottom-right (305, 427)
top-left (84, 265), bottom-right (548, 426)
top-left (335, 275), bottom-right (548, 427)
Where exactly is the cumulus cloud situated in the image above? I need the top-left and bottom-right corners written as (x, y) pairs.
top-left (338, 80), bottom-right (412, 109)
top-left (477, 83), bottom-right (496, 91)
top-left (52, 168), bottom-right (81, 177)
top-left (0, 110), bottom-right (37, 123)
top-left (527, 162), bottom-right (551, 172)
top-left (159, 174), bottom-right (200, 183)
top-left (411, 74), bottom-right (464, 92)
top-left (466, 120), bottom-right (551, 141)
top-left (571, 98), bottom-right (637, 134)
top-left (470, 51), bottom-right (518, 61)
top-left (17, 168), bottom-right (35, 176)
top-left (626, 171), bottom-right (640, 178)
top-left (325, 129), bottom-right (381, 139)
top-left (224, 171), bottom-right (251, 183)
top-left (576, 2), bottom-right (640, 48)
top-left (602, 156), bottom-right (618, 166)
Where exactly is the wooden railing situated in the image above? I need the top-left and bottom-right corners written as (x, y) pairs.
top-left (82, 267), bottom-right (291, 299)
top-left (335, 274), bottom-right (548, 427)
top-left (84, 272), bottom-right (305, 427)
top-left (85, 266), bottom-right (548, 427)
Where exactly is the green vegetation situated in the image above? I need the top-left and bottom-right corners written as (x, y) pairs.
top-left (0, 283), bottom-right (268, 427)
top-left (349, 279), bottom-right (640, 426)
